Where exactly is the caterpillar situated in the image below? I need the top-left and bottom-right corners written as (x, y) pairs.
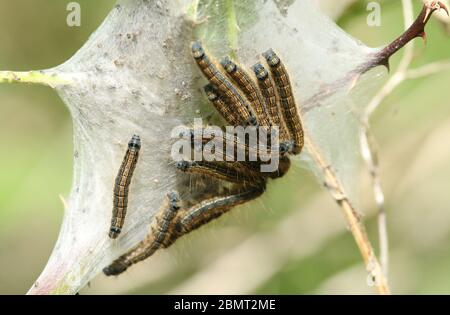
top-left (192, 41), bottom-right (257, 126)
top-left (204, 84), bottom-right (241, 126)
top-left (253, 62), bottom-right (290, 142)
top-left (263, 49), bottom-right (304, 154)
top-left (109, 135), bottom-right (141, 239)
top-left (221, 56), bottom-right (272, 128)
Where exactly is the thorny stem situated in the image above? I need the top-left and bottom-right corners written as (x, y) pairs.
top-left (305, 136), bottom-right (390, 295)
top-left (0, 70), bottom-right (72, 87)
top-left (303, 1), bottom-right (448, 114)
top-left (363, 1), bottom-right (449, 71)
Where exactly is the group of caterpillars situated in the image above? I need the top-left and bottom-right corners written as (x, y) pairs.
top-left (104, 41), bottom-right (305, 276)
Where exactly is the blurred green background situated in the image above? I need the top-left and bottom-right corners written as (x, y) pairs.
top-left (1, 0), bottom-right (450, 294)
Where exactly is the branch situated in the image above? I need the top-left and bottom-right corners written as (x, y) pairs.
top-left (360, 128), bottom-right (389, 278)
top-left (0, 70), bottom-right (72, 87)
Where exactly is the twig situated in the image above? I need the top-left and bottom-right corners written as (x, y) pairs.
top-left (305, 135), bottom-right (391, 295)
top-left (0, 70), bottom-right (72, 87)
top-left (360, 128), bottom-right (389, 278)
top-left (360, 0), bottom-right (449, 71)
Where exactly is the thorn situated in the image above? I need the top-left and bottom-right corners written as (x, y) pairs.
top-left (424, 9), bottom-right (431, 23)
top-left (381, 60), bottom-right (391, 72)
top-left (424, 1), bottom-right (450, 23)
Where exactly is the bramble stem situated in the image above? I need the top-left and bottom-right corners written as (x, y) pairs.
top-left (364, 1), bottom-right (449, 71)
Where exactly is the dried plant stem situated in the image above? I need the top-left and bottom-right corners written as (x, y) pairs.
top-left (0, 70), bottom-right (71, 87)
top-left (360, 129), bottom-right (389, 277)
top-left (305, 135), bottom-right (390, 295)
